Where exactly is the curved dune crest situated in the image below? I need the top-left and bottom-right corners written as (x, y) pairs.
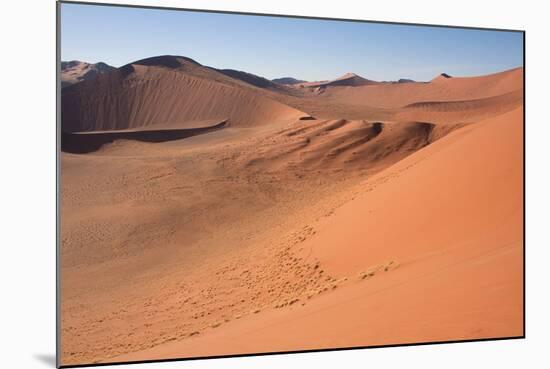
top-left (62, 119), bottom-right (228, 154)
top-left (397, 89), bottom-right (524, 124)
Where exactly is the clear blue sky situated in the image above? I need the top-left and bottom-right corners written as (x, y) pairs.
top-left (61, 2), bottom-right (523, 82)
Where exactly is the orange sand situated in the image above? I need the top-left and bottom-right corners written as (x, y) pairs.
top-left (60, 56), bottom-right (523, 365)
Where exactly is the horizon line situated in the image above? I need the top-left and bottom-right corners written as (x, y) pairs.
top-left (60, 54), bottom-right (524, 83)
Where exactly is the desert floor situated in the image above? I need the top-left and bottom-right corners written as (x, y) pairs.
top-left (60, 58), bottom-right (523, 365)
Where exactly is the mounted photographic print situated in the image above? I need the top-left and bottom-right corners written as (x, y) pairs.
top-left (57, 1), bottom-right (525, 366)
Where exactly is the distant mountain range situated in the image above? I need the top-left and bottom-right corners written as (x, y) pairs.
top-left (60, 58), bottom-right (453, 90)
top-left (273, 76), bottom-right (419, 86)
top-left (215, 68), bottom-right (280, 89)
top-left (272, 77), bottom-right (307, 85)
top-left (62, 55), bottom-right (518, 141)
top-left (61, 60), bottom-right (116, 87)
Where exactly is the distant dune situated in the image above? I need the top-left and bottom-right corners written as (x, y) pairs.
top-left (272, 77), bottom-right (307, 85)
top-left (60, 55), bottom-right (523, 366)
top-left (430, 72), bottom-right (452, 82)
top-left (397, 78), bottom-right (415, 83)
top-left (299, 72), bottom-right (378, 89)
top-left (316, 67), bottom-right (523, 110)
top-left (61, 60), bottom-right (115, 87)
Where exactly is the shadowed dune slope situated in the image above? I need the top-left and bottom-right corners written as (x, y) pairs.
top-left (62, 120), bottom-right (228, 154)
top-left (215, 68), bottom-right (281, 90)
top-left (242, 119), bottom-right (463, 173)
top-left (61, 56), bottom-right (306, 132)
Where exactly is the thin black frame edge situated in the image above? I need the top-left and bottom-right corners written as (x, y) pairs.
top-left (55, 1), bottom-right (526, 368)
top-left (522, 30), bottom-right (526, 340)
top-left (56, 1), bottom-right (62, 368)
top-left (59, 336), bottom-right (525, 369)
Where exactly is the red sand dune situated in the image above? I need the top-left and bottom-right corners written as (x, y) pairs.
top-left (111, 106), bottom-right (523, 363)
top-left (60, 60), bottom-right (523, 365)
top-left (61, 56), bottom-right (306, 132)
top-left (300, 72), bottom-right (378, 89)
